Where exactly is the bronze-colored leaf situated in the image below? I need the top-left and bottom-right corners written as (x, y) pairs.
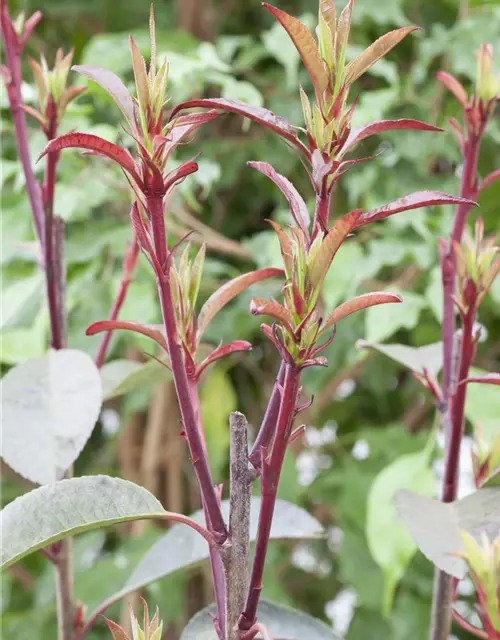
top-left (322, 292), bottom-right (402, 332)
top-left (345, 27), bottom-right (419, 85)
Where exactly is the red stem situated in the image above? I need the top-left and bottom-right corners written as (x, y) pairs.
top-left (239, 363), bottom-right (300, 630)
top-left (248, 361), bottom-right (286, 472)
top-left (149, 195), bottom-right (228, 544)
top-left (312, 183), bottom-right (331, 236)
top-left (442, 304), bottom-right (476, 501)
top-left (441, 134), bottom-right (481, 400)
top-left (452, 609), bottom-right (488, 640)
top-left (95, 236), bottom-right (140, 368)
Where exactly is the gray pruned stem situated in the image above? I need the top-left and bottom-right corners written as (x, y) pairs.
top-left (223, 412), bottom-right (252, 640)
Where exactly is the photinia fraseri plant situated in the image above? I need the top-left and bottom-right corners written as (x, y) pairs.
top-left (1, 2), bottom-right (498, 640)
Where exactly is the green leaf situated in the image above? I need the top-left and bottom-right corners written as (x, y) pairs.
top-left (1, 273), bottom-right (44, 331)
top-left (357, 340), bottom-right (443, 376)
top-left (103, 358), bottom-right (172, 400)
top-left (180, 600), bottom-right (340, 639)
top-left (88, 498), bottom-right (323, 621)
top-left (365, 291), bottom-right (426, 343)
top-left (465, 367), bottom-right (500, 443)
top-left (366, 435), bottom-right (435, 615)
top-left (100, 359), bottom-right (145, 399)
top-left (1, 350), bottom-right (102, 484)
top-left (0, 476), bottom-right (167, 570)
top-left (200, 366), bottom-right (237, 479)
top-left (395, 486), bottom-right (500, 579)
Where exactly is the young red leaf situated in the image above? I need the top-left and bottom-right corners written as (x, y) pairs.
top-left (355, 192), bottom-right (477, 229)
top-left (164, 160), bottom-right (198, 193)
top-left (263, 3), bottom-right (328, 97)
top-left (196, 340), bottom-right (252, 378)
top-left (334, 0), bottom-right (354, 73)
top-left (479, 168), bottom-right (500, 194)
top-left (73, 65), bottom-right (136, 126)
top-left (38, 133), bottom-right (142, 186)
top-left (250, 298), bottom-right (295, 335)
top-left (341, 119), bottom-right (443, 155)
top-left (103, 617), bottom-right (130, 640)
top-left (435, 71), bottom-right (468, 107)
top-left (322, 292), bottom-right (402, 332)
top-left (249, 161), bottom-right (310, 235)
top-left (164, 110), bottom-right (221, 155)
top-left (345, 27), bottom-right (420, 85)
top-left (464, 373), bottom-right (500, 386)
top-left (86, 320), bottom-right (167, 351)
top-left (129, 35), bottom-right (149, 111)
top-left (309, 209), bottom-right (362, 288)
top-left (170, 98), bottom-right (310, 158)
top-left (197, 267), bottom-right (284, 339)
top-left (267, 219), bottom-right (293, 276)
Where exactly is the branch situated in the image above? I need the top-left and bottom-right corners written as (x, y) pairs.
top-left (223, 412), bottom-right (252, 640)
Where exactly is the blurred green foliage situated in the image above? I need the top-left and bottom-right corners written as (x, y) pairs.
top-left (1, 0), bottom-right (499, 638)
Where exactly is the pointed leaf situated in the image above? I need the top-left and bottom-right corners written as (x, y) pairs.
top-left (341, 119), bottom-right (443, 155)
top-left (395, 486), bottom-right (500, 579)
top-left (480, 168), bottom-right (500, 194)
top-left (73, 65), bottom-right (135, 125)
top-left (345, 27), bottom-right (419, 85)
top-left (1, 476), bottom-right (176, 569)
top-left (129, 35), bottom-right (149, 111)
top-left (464, 373), bottom-right (500, 386)
top-left (334, 0), bottom-right (354, 73)
top-left (357, 340), bottom-right (443, 376)
top-left (355, 192), bottom-right (477, 228)
top-left (249, 161), bottom-right (310, 234)
top-left (170, 98), bottom-right (310, 157)
top-left (165, 111), bottom-right (221, 155)
top-left (197, 267), bottom-right (284, 339)
top-left (87, 498), bottom-right (323, 621)
top-left (181, 600), bottom-right (339, 639)
top-left (435, 71), bottom-right (468, 107)
top-left (86, 320), bottom-right (167, 351)
top-left (39, 133), bottom-right (141, 185)
top-left (322, 292), bottom-right (402, 332)
top-left (1, 350), bottom-right (102, 485)
top-left (263, 3), bottom-right (328, 96)
top-left (250, 298), bottom-right (295, 335)
top-left (309, 209), bottom-right (362, 288)
top-left (196, 341), bottom-right (252, 378)
top-left (104, 618), bottom-right (130, 640)
top-left (268, 219), bottom-right (293, 276)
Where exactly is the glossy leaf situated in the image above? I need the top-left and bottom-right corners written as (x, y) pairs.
top-left (355, 192), bottom-right (477, 228)
top-left (322, 292), bottom-right (402, 332)
top-left (1, 350), bottom-right (102, 485)
top-left (263, 3), bottom-right (329, 96)
top-left (87, 498), bottom-right (323, 621)
top-left (367, 438), bottom-right (435, 614)
top-left (341, 119), bottom-right (443, 155)
top-left (309, 209), bottom-right (362, 288)
top-left (197, 267), bottom-right (284, 339)
top-left (435, 71), bottom-right (468, 106)
top-left (86, 320), bottom-right (167, 351)
top-left (1, 476), bottom-right (173, 569)
top-left (249, 161), bottom-right (310, 234)
top-left (181, 600), bottom-right (340, 639)
top-left (39, 133), bottom-right (142, 185)
top-left (72, 65), bottom-right (135, 125)
top-left (357, 340), bottom-right (443, 376)
top-left (345, 27), bottom-right (419, 84)
top-left (395, 486), bottom-right (500, 579)
top-left (170, 98), bottom-right (309, 157)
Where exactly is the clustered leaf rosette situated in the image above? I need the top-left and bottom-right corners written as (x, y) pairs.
top-left (170, 0), bottom-right (450, 229)
top-left (458, 533), bottom-right (500, 638)
top-left (437, 44), bottom-right (500, 145)
top-left (26, 49), bottom-right (86, 133)
top-left (86, 229), bottom-right (283, 380)
top-left (105, 599), bottom-right (163, 640)
top-left (453, 217), bottom-right (500, 316)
